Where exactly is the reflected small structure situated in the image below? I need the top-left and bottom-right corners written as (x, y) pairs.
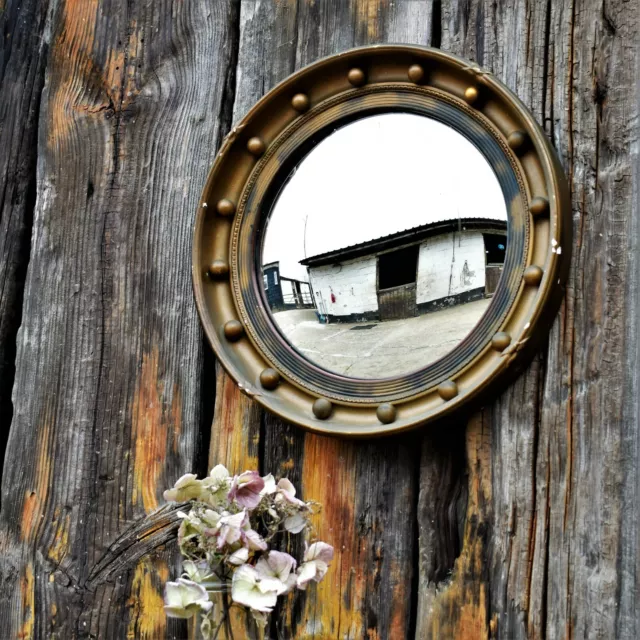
top-left (262, 261), bottom-right (315, 313)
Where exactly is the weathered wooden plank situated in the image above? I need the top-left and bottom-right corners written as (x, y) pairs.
top-left (205, 3), bottom-right (301, 637)
top-left (418, 0), bottom-right (640, 638)
top-left (205, 363), bottom-right (263, 640)
top-left (2, 0), bottom-right (636, 637)
top-left (207, 2), bottom-right (435, 639)
top-left (0, 1), bottom-right (239, 637)
top-left (419, 0), bottom-right (568, 634)
top-left (0, 0), bottom-right (52, 487)
top-left (418, 360), bottom-right (545, 639)
top-left (422, 411), bottom-right (493, 638)
top-left (537, 1), bottom-right (639, 636)
top-left (208, 363), bottom-right (261, 473)
top-left (415, 420), bottom-right (468, 637)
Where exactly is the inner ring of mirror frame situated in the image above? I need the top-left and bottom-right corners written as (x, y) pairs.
top-left (231, 86), bottom-right (529, 403)
top-left (260, 112), bottom-right (508, 380)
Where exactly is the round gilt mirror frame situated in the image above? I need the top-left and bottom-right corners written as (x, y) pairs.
top-left (193, 45), bottom-right (571, 437)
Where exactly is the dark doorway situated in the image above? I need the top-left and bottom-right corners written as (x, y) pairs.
top-left (378, 245), bottom-right (419, 289)
top-left (377, 245), bottom-right (419, 321)
top-left (483, 233), bottom-right (507, 296)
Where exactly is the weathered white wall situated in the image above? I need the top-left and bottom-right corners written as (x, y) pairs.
top-left (416, 231), bottom-right (486, 304)
top-left (308, 255), bottom-right (378, 317)
top-left (307, 231), bottom-right (487, 318)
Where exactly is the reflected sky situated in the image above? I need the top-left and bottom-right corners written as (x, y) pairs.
top-left (263, 113), bottom-right (507, 281)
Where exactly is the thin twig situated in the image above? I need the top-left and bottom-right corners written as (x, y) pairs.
top-left (212, 606), bottom-right (229, 640)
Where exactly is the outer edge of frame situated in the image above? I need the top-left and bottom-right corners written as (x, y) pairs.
top-left (192, 45), bottom-right (571, 438)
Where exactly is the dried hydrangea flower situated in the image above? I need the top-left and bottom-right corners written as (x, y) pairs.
top-left (231, 565), bottom-right (279, 613)
top-left (275, 478), bottom-right (305, 506)
top-left (227, 547), bottom-right (250, 566)
top-left (254, 551), bottom-right (297, 594)
top-left (228, 470), bottom-right (265, 509)
top-left (260, 473), bottom-right (277, 496)
top-left (164, 465), bottom-right (333, 632)
top-left (283, 512), bottom-right (307, 534)
top-left (216, 510), bottom-right (247, 549)
top-left (296, 542), bottom-right (335, 589)
top-left (164, 578), bottom-right (213, 618)
top-left (163, 474), bottom-right (203, 502)
top-left (242, 527), bottom-right (268, 551)
top-left (200, 464), bottom-right (232, 507)
top-left (182, 560), bottom-right (215, 583)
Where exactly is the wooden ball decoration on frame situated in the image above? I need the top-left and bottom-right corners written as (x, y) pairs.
top-left (193, 45), bottom-right (571, 437)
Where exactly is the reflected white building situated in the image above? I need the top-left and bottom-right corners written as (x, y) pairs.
top-left (300, 217), bottom-right (507, 323)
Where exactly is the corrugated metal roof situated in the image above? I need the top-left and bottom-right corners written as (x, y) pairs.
top-left (299, 216), bottom-right (507, 267)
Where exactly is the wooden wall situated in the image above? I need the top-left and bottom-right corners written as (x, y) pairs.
top-left (0, 0), bottom-right (638, 638)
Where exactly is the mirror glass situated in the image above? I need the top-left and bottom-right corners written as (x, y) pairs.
top-left (261, 113), bottom-right (508, 379)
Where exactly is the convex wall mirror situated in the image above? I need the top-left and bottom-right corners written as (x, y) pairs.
top-left (193, 45), bottom-right (571, 437)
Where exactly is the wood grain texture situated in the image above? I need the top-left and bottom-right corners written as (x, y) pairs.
top-left (1, 0), bottom-right (639, 637)
top-left (0, 0), bottom-right (52, 488)
top-left (418, 0), bottom-right (640, 638)
top-left (0, 1), bottom-right (238, 637)
top-left (208, 363), bottom-right (261, 474)
top-left (415, 421), bottom-right (468, 637)
top-left (422, 411), bottom-right (493, 639)
top-left (206, 1), bottom-right (435, 638)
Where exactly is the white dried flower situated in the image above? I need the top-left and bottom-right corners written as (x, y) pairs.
top-left (231, 565), bottom-right (279, 613)
top-left (164, 578), bottom-right (213, 618)
top-left (296, 542), bottom-right (334, 590)
top-left (163, 474), bottom-right (202, 502)
top-left (254, 551), bottom-right (297, 594)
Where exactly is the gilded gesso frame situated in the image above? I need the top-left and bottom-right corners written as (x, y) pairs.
top-left (193, 45), bottom-right (571, 437)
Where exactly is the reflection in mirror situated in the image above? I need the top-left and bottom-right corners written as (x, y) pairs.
top-left (261, 113), bottom-right (508, 379)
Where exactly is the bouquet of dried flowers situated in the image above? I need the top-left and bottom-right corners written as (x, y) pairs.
top-left (162, 465), bottom-right (333, 638)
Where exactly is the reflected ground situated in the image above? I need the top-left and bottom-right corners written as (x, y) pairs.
top-left (272, 298), bottom-right (490, 378)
